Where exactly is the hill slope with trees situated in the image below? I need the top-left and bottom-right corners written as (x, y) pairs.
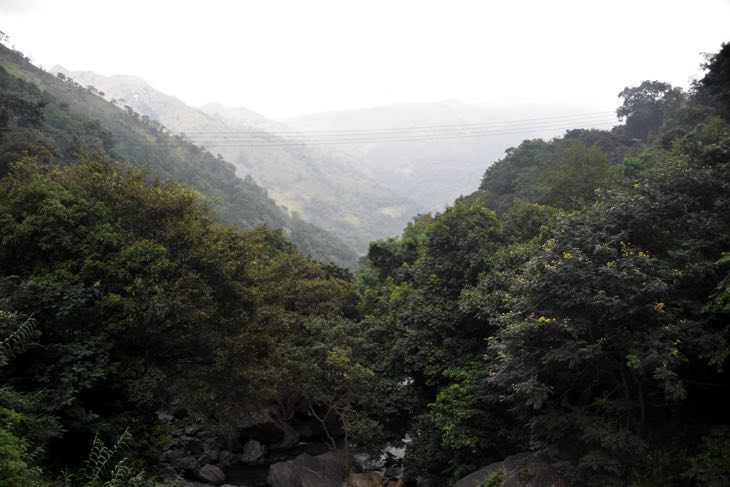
top-left (355, 41), bottom-right (730, 486)
top-left (0, 44), bottom-right (358, 268)
top-left (53, 67), bottom-right (423, 253)
top-left (1, 33), bottom-right (730, 487)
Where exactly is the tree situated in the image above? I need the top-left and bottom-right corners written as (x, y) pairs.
top-left (486, 156), bottom-right (730, 485)
top-left (694, 42), bottom-right (730, 119)
top-left (617, 81), bottom-right (684, 140)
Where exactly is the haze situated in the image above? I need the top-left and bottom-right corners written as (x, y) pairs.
top-left (2, 0), bottom-right (729, 118)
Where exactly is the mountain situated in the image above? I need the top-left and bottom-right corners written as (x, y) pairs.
top-left (0, 45), bottom-right (358, 268)
top-left (54, 68), bottom-right (424, 253)
top-left (285, 100), bottom-right (616, 211)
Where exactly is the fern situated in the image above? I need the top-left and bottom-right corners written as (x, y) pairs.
top-left (0, 314), bottom-right (37, 366)
top-left (78, 429), bottom-right (131, 487)
top-left (59, 429), bottom-right (161, 487)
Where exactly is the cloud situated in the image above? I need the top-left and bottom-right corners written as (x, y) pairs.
top-left (0, 0), bottom-right (46, 14)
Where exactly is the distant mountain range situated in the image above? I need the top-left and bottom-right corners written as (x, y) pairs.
top-left (55, 67), bottom-right (615, 251)
top-left (54, 67), bottom-right (424, 253)
top-left (285, 100), bottom-right (616, 211)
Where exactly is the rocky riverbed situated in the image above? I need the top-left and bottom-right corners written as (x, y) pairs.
top-left (153, 407), bottom-right (410, 487)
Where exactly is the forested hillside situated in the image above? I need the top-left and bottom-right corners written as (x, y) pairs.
top-left (1, 32), bottom-right (729, 487)
top-left (0, 44), bottom-right (358, 268)
top-left (54, 68), bottom-right (423, 253)
top-left (352, 43), bottom-right (730, 485)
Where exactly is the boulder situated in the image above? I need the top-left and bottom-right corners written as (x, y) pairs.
top-left (153, 463), bottom-right (178, 483)
top-left (236, 409), bottom-right (299, 449)
top-left (182, 436), bottom-right (204, 454)
top-left (267, 451), bottom-right (347, 487)
top-left (203, 437), bottom-right (221, 461)
top-left (177, 482), bottom-right (214, 487)
top-left (451, 452), bottom-right (568, 487)
top-left (171, 454), bottom-right (198, 472)
top-left (241, 439), bottom-right (266, 465)
top-left (347, 471), bottom-right (384, 487)
top-left (383, 466), bottom-right (403, 480)
top-left (197, 453), bottom-right (216, 467)
top-left (166, 448), bottom-right (185, 462)
top-left (218, 449), bottom-right (238, 468)
top-left (198, 464), bottom-right (226, 485)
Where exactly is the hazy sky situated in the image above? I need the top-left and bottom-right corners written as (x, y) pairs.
top-left (1, 0), bottom-right (729, 118)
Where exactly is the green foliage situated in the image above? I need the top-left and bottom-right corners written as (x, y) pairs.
top-left (694, 42), bottom-right (730, 120)
top-left (360, 44), bottom-right (730, 485)
top-left (676, 116), bottom-right (730, 167)
top-left (485, 156), bottom-right (730, 483)
top-left (0, 312), bottom-right (36, 367)
top-left (0, 313), bottom-right (59, 487)
top-left (57, 430), bottom-right (159, 487)
top-left (2, 30), bottom-right (730, 487)
top-left (481, 469), bottom-right (503, 487)
top-left (617, 80), bottom-right (684, 140)
top-left (714, 253), bottom-right (730, 313)
top-left (0, 389), bottom-right (48, 487)
top-left (478, 139), bottom-right (624, 212)
top-left (359, 199), bottom-right (538, 479)
top-left (417, 200), bottom-right (503, 294)
top-left (685, 426), bottom-right (730, 487)
top-left (0, 157), bottom-right (366, 473)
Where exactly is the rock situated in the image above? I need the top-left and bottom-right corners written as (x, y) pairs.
top-left (197, 453), bottom-right (216, 467)
top-left (203, 437), bottom-right (221, 461)
top-left (236, 409), bottom-right (299, 449)
top-left (153, 463), bottom-right (178, 483)
top-left (383, 466), bottom-right (402, 480)
top-left (241, 439), bottom-right (266, 465)
top-left (347, 471), bottom-right (383, 487)
top-left (218, 449), bottom-right (238, 468)
top-left (183, 436), bottom-right (204, 454)
top-left (178, 482), bottom-right (214, 487)
top-left (267, 451), bottom-right (347, 487)
top-left (157, 410), bottom-right (174, 423)
top-left (353, 453), bottom-right (384, 473)
top-left (166, 448), bottom-right (185, 462)
top-left (172, 404), bottom-right (188, 419)
top-left (198, 463), bottom-right (226, 485)
top-left (451, 452), bottom-right (568, 487)
top-left (171, 455), bottom-right (198, 472)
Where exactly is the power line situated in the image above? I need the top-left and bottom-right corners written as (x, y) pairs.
top-left (189, 120), bottom-right (616, 147)
top-left (183, 117), bottom-right (616, 142)
top-left (178, 111), bottom-right (617, 136)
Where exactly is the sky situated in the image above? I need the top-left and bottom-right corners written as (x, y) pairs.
top-left (1, 0), bottom-right (729, 119)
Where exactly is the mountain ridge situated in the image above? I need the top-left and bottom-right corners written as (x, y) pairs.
top-left (54, 66), bottom-right (424, 253)
top-left (0, 45), bottom-right (358, 268)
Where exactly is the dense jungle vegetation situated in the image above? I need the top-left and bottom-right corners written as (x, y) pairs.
top-left (1, 38), bottom-right (729, 487)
